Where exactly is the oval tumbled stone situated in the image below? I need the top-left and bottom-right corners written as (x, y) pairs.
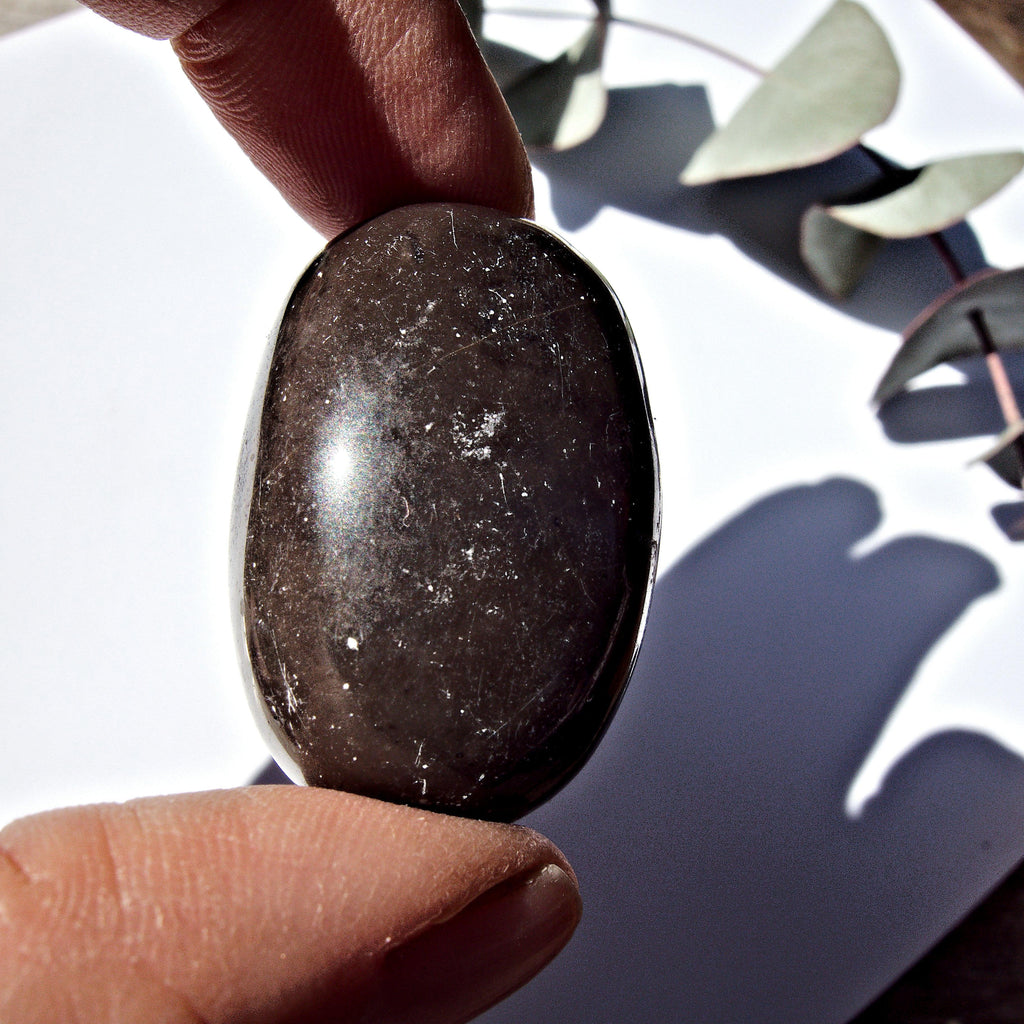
top-left (233, 203), bottom-right (660, 821)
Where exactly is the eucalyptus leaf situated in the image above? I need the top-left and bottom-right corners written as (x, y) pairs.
top-left (800, 204), bottom-right (884, 297)
top-left (681, 0), bottom-right (899, 185)
top-left (828, 151), bottom-right (1024, 238)
top-left (874, 267), bottom-right (1024, 404)
top-left (502, 20), bottom-right (608, 150)
top-left (975, 419), bottom-right (1024, 490)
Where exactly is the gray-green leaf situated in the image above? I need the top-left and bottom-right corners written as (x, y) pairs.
top-left (501, 20), bottom-right (607, 150)
top-left (828, 151), bottom-right (1024, 237)
top-left (975, 419), bottom-right (1024, 490)
top-left (681, 0), bottom-right (899, 185)
top-left (874, 267), bottom-right (1024, 404)
top-left (800, 204), bottom-right (884, 297)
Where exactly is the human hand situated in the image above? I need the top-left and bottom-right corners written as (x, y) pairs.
top-left (1, 788), bottom-right (578, 1022)
top-left (84, 0), bottom-right (534, 236)
top-left (1, 3), bottom-right (579, 1021)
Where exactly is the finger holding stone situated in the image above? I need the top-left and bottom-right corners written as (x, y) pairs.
top-left (78, 0), bottom-right (534, 237)
top-left (0, 786), bottom-right (580, 1023)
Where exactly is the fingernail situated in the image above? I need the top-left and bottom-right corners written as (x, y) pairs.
top-left (372, 863), bottom-right (582, 1024)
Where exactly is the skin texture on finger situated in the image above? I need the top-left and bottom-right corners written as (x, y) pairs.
top-left (75, 0), bottom-right (225, 38)
top-left (0, 786), bottom-right (579, 1024)
top-left (79, 0), bottom-right (534, 237)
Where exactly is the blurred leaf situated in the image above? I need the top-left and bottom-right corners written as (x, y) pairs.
top-left (801, 204), bottom-right (884, 297)
top-left (457, 0), bottom-right (483, 37)
top-left (874, 267), bottom-right (1024, 404)
top-left (502, 20), bottom-right (608, 150)
top-left (799, 152), bottom-right (918, 296)
top-left (975, 419), bottom-right (1024, 490)
top-left (828, 151), bottom-right (1024, 238)
top-left (681, 0), bottom-right (899, 185)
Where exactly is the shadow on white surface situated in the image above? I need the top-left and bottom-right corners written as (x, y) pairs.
top-left (251, 760), bottom-right (292, 786)
top-left (481, 476), bottom-right (1023, 1024)
top-left (6, 8), bottom-right (1024, 1022)
top-left (533, 82), bottom-right (988, 334)
top-left (244, 477), bottom-right (1021, 1022)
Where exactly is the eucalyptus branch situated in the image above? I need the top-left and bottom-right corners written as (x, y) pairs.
top-left (481, 1), bottom-right (1024, 497)
top-left (928, 235), bottom-right (1024, 487)
top-left (853, 150), bottom-right (1024, 485)
top-left (483, 5), bottom-right (767, 77)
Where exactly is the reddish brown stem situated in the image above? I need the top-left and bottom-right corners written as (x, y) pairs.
top-left (929, 230), bottom-right (966, 285)
top-left (928, 234), bottom-right (1024, 484)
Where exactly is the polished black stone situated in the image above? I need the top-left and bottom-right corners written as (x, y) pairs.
top-left (233, 203), bottom-right (660, 821)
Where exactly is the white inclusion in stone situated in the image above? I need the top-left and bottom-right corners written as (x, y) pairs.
top-left (479, 409), bottom-right (504, 436)
top-left (346, 636), bottom-right (359, 651)
top-left (453, 408), bottom-right (505, 460)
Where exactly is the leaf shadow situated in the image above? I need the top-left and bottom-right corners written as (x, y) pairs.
top-left (533, 82), bottom-right (1020, 523)
top-left (876, 350), bottom-right (1024, 539)
top-left (992, 500), bottom-right (1024, 540)
top-left (533, 82), bottom-right (987, 335)
top-left (877, 351), bottom-right (1024, 442)
top-left (480, 477), bottom-right (1024, 1024)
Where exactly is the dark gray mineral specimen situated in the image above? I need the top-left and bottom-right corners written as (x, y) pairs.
top-left (233, 203), bottom-right (659, 821)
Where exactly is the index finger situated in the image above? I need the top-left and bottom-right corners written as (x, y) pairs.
top-left (81, 0), bottom-right (533, 237)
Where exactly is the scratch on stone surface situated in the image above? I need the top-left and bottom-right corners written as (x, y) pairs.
top-left (280, 660), bottom-right (300, 716)
top-left (449, 208), bottom-right (458, 248)
top-left (503, 300), bottom-right (586, 333)
top-left (551, 337), bottom-right (566, 402)
top-left (575, 566), bottom-right (597, 607)
top-left (423, 335), bottom-right (486, 374)
top-left (415, 300), bottom-right (586, 375)
top-left (509, 689), bottom-right (546, 741)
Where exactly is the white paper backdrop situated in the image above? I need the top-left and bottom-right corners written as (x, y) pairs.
top-left (3, 3), bottom-right (1024, 1022)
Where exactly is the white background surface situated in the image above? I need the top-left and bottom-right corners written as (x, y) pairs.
top-left (3, 3), bottom-right (1024, 1022)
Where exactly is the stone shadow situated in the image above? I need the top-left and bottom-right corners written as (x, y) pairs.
top-left (250, 759), bottom-right (292, 785)
top-left (479, 477), bottom-right (1024, 1024)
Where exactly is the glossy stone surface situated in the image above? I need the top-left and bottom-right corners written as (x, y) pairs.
top-left (233, 203), bottom-right (659, 821)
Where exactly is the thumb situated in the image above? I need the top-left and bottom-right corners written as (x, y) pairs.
top-left (0, 786), bottom-right (580, 1023)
